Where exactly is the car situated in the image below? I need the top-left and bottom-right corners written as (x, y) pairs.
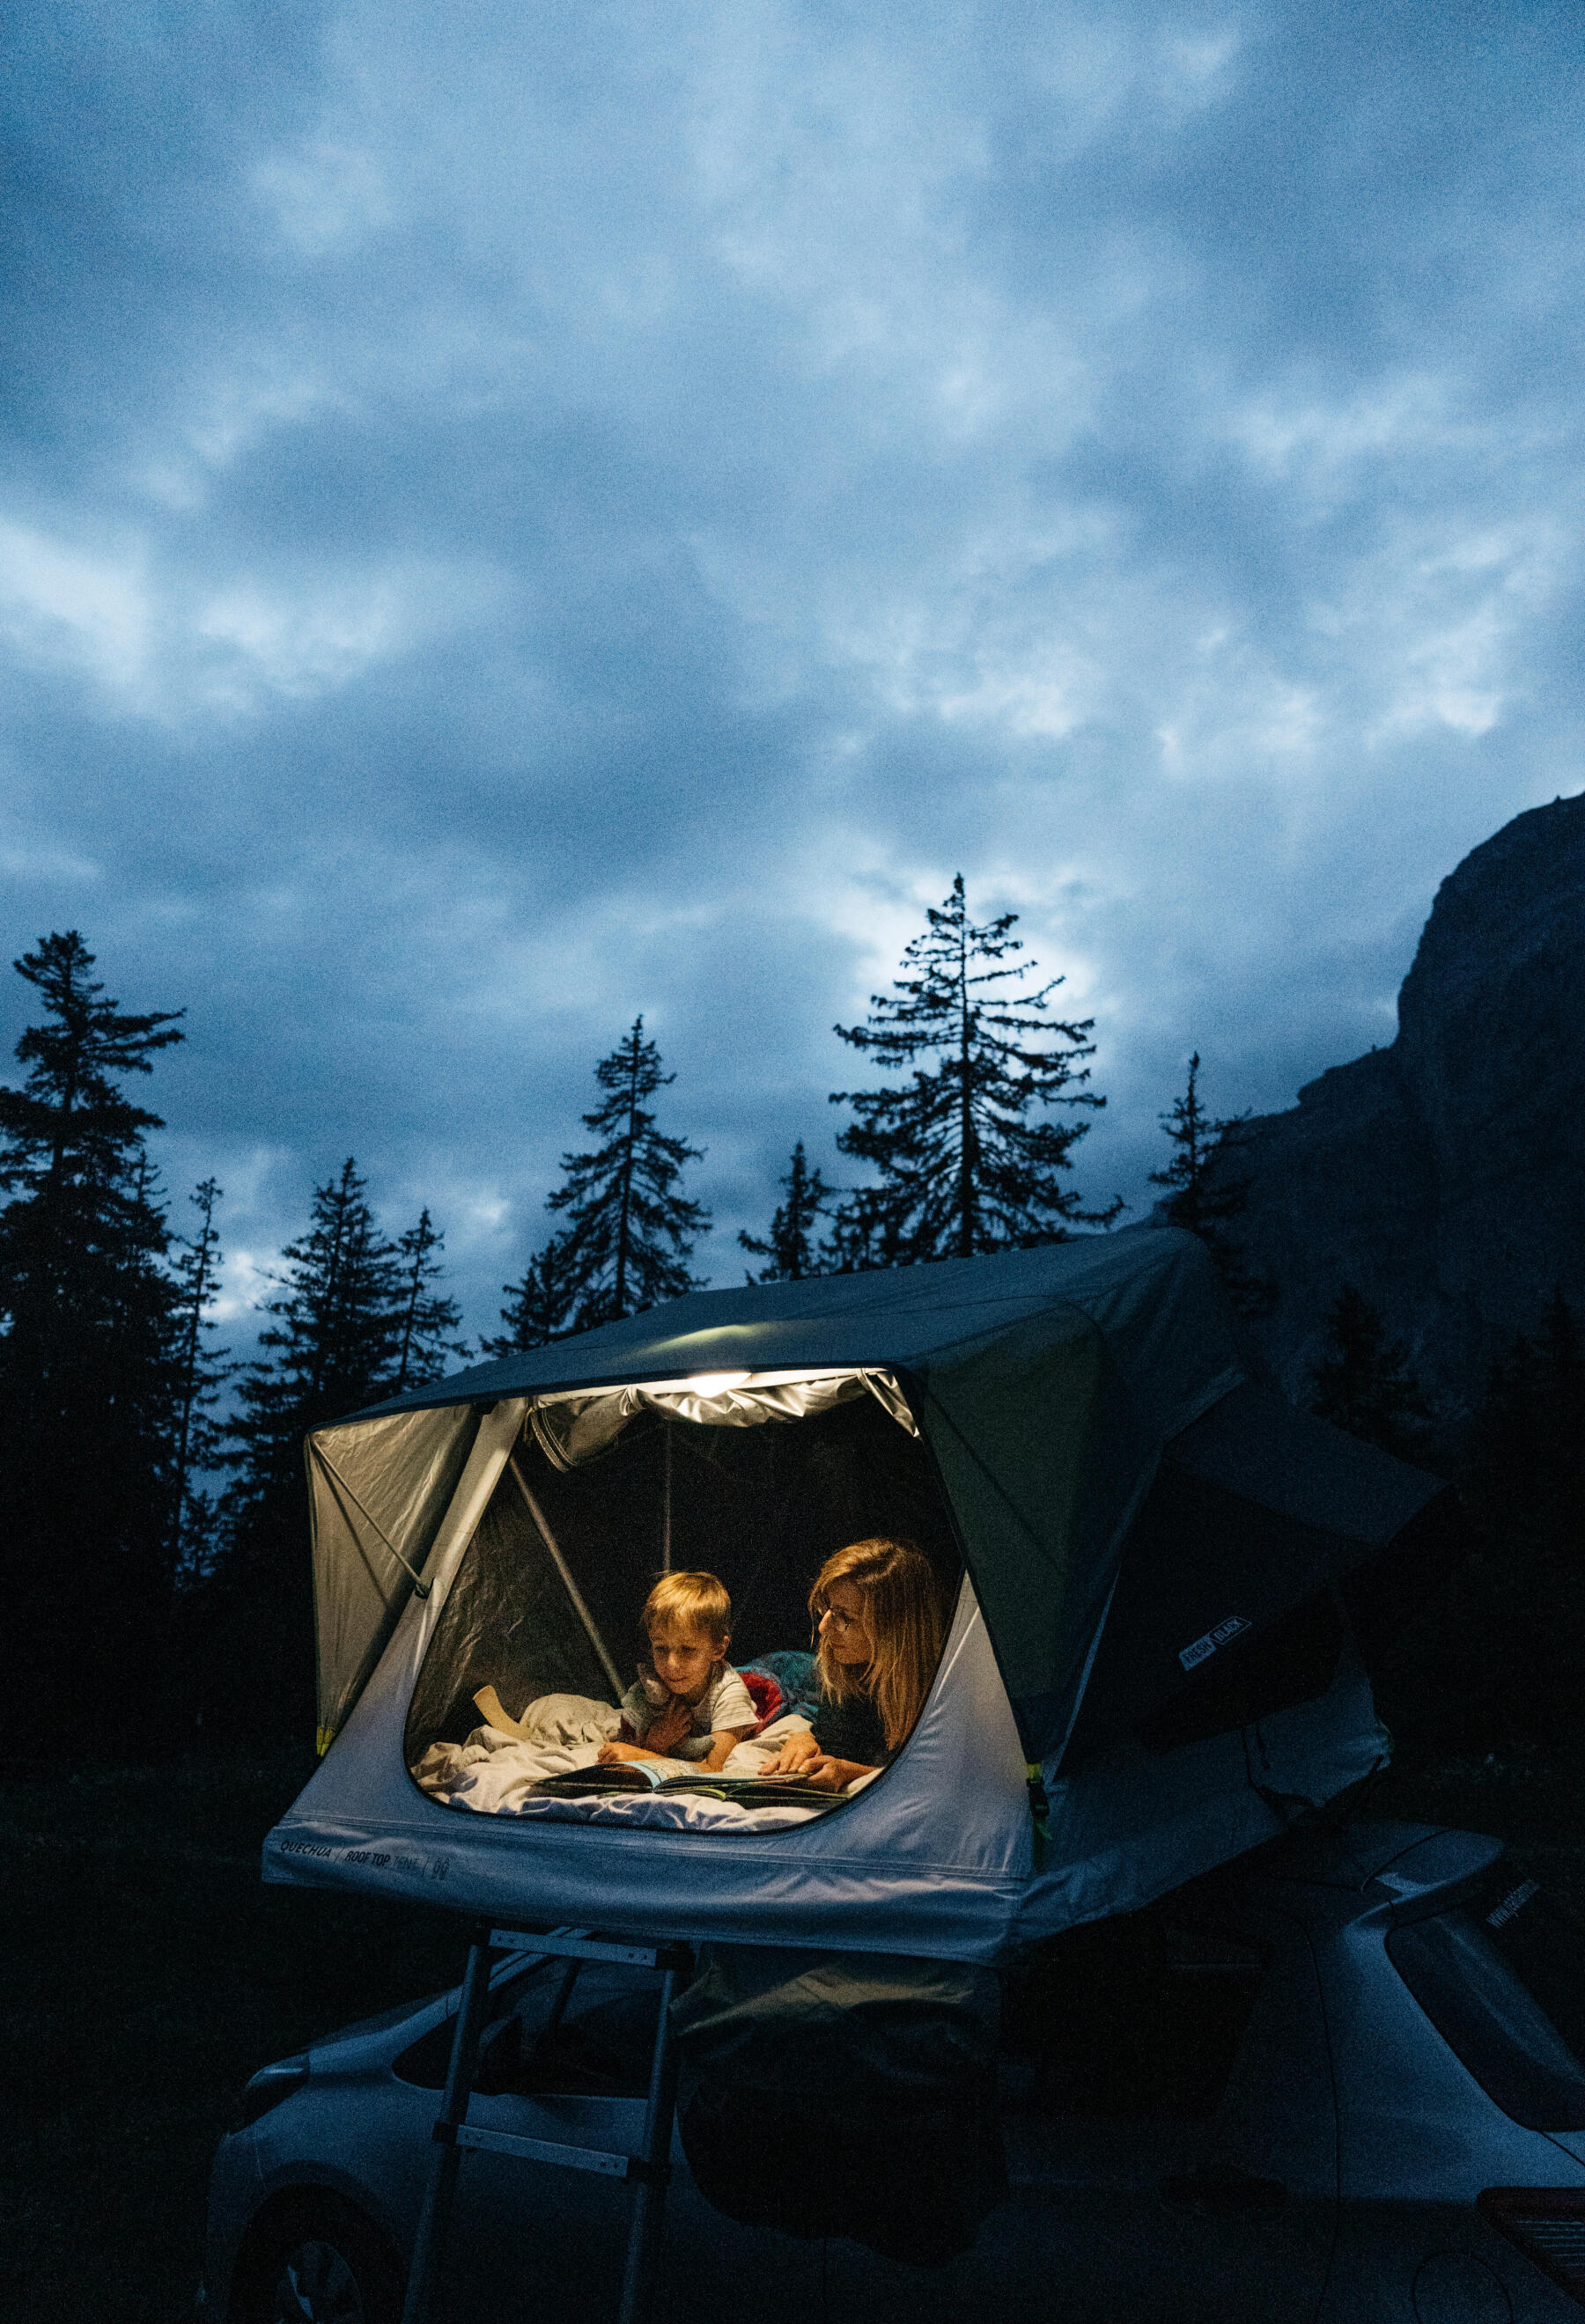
top-left (197, 1821), bottom-right (1585, 2324)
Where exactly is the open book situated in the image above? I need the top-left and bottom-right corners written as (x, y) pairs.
top-left (529, 1764), bottom-right (846, 1811)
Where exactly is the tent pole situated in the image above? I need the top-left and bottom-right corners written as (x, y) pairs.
top-left (312, 1443), bottom-right (432, 1598)
top-left (661, 1423), bottom-right (672, 1572)
top-left (506, 1454), bottom-right (625, 1700)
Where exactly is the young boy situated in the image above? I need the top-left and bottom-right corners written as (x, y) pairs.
top-left (597, 1571), bottom-right (756, 1774)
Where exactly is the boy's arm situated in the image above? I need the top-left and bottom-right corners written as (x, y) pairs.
top-left (699, 1725), bottom-right (756, 1772)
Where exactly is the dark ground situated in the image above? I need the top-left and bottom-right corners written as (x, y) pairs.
top-left (5, 1739), bottom-right (1585, 2324)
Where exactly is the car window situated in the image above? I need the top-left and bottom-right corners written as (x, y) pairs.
top-left (1000, 1910), bottom-right (1264, 2119)
top-left (1388, 1869), bottom-right (1585, 2131)
top-left (393, 1958), bottom-right (661, 2097)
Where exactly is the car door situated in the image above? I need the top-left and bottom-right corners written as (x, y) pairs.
top-left (824, 1901), bottom-right (1338, 2324)
top-left (431, 1955), bottom-right (825, 2324)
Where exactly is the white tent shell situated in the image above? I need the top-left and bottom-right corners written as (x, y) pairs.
top-left (265, 1231), bottom-right (1440, 1961)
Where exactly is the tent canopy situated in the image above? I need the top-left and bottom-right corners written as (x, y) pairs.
top-left (320, 1225), bottom-right (1444, 1761)
top-left (264, 1227), bottom-right (1450, 1960)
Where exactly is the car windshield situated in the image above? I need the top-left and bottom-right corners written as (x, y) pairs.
top-left (1388, 1865), bottom-right (1585, 2130)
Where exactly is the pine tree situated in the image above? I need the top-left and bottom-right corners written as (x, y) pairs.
top-left (1461, 1291), bottom-right (1585, 1735)
top-left (1309, 1283), bottom-right (1431, 1457)
top-left (490, 1019), bottom-right (710, 1345)
top-left (0, 932), bottom-right (188, 1732)
top-left (486, 1236), bottom-right (578, 1357)
top-left (1150, 1051), bottom-right (1274, 1316)
top-left (391, 1207), bottom-right (470, 1390)
top-left (740, 1140), bottom-right (834, 1282)
top-left (215, 1159), bottom-right (407, 1732)
top-left (828, 874), bottom-right (1121, 1264)
top-left (167, 1176), bottom-right (232, 1587)
top-left (225, 1159), bottom-right (403, 1563)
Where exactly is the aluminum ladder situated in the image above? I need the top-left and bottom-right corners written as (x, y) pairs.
top-left (399, 1924), bottom-right (693, 2324)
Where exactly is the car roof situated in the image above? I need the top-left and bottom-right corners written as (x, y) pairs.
top-left (1230, 1820), bottom-right (1506, 1901)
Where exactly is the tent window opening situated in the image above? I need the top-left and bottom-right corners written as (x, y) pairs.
top-left (404, 1369), bottom-right (962, 1826)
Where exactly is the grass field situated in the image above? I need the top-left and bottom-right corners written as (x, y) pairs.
top-left (5, 1738), bottom-right (1584, 2322)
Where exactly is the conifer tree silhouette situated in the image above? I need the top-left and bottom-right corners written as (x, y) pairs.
top-left (487, 1239), bottom-right (574, 1357)
top-left (168, 1176), bottom-right (232, 1585)
top-left (0, 931), bottom-right (187, 1730)
top-left (828, 875), bottom-right (1120, 1264)
top-left (740, 1140), bottom-right (834, 1281)
top-left (1309, 1283), bottom-right (1431, 1457)
top-left (1149, 1051), bottom-right (1274, 1316)
top-left (1460, 1291), bottom-right (1585, 1734)
top-left (225, 1159), bottom-right (403, 1565)
top-left (391, 1207), bottom-right (470, 1390)
top-left (493, 1019), bottom-right (710, 1345)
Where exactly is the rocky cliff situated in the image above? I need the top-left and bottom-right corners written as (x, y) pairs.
top-left (1224, 791), bottom-right (1585, 1408)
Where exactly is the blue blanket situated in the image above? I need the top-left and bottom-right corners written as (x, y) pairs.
top-left (735, 1651), bottom-right (821, 1726)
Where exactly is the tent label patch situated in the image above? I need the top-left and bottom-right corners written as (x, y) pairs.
top-left (1178, 1614), bottom-right (1252, 1672)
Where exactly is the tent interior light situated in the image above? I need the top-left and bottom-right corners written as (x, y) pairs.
top-left (680, 1372), bottom-right (754, 1394)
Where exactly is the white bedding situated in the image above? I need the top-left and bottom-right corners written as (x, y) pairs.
top-left (411, 1706), bottom-right (828, 1833)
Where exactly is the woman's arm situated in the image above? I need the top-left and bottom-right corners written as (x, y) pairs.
top-left (800, 1754), bottom-right (877, 1792)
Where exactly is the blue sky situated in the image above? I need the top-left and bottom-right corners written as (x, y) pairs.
top-left (3, 0), bottom-right (1581, 1349)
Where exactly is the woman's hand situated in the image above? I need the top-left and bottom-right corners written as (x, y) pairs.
top-left (762, 1729), bottom-right (822, 1776)
top-left (597, 1739), bottom-right (646, 1765)
top-left (801, 1754), bottom-right (874, 1792)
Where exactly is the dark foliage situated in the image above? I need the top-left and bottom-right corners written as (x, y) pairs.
top-left (216, 1160), bottom-right (410, 1730)
top-left (1456, 1291), bottom-right (1585, 1738)
top-left (391, 1207), bottom-right (470, 1392)
top-left (828, 874), bottom-right (1121, 1265)
top-left (0, 933), bottom-right (188, 1737)
top-left (490, 1018), bottom-right (710, 1347)
top-left (739, 1138), bottom-right (834, 1281)
top-left (486, 1238), bottom-right (574, 1358)
top-left (167, 1175), bottom-right (233, 1587)
top-left (1309, 1283), bottom-right (1434, 1460)
top-left (1149, 1051), bottom-right (1274, 1317)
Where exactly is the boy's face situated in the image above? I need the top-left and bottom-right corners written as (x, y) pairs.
top-left (649, 1621), bottom-right (726, 1702)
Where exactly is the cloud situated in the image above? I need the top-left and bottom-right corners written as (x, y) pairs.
top-left (3, 0), bottom-right (1582, 1351)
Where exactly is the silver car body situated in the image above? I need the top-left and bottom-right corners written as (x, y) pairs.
top-left (199, 1822), bottom-right (1585, 2323)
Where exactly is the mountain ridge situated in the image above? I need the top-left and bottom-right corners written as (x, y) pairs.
top-left (1220, 791), bottom-right (1585, 1408)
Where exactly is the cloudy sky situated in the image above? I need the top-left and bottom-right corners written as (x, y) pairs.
top-left (4, 0), bottom-right (1581, 1349)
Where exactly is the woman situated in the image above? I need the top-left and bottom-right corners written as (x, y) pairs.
top-left (763, 1536), bottom-right (944, 1791)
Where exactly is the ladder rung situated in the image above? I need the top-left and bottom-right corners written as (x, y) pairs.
top-left (452, 2122), bottom-right (637, 2178)
top-left (488, 1929), bottom-right (686, 1971)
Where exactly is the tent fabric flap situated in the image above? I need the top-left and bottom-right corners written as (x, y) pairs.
top-left (910, 1232), bottom-right (1246, 1758)
top-left (529, 1366), bottom-right (914, 1471)
top-left (1058, 1384), bottom-right (1451, 1763)
top-left (915, 1306), bottom-right (1142, 1755)
top-left (310, 1399), bottom-right (524, 1748)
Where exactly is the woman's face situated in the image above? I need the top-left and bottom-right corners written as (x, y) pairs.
top-left (818, 1579), bottom-right (873, 1668)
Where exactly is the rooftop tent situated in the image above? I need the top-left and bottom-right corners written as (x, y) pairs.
top-left (264, 1227), bottom-right (1450, 1960)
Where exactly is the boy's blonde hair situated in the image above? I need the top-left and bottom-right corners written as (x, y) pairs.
top-left (810, 1538), bottom-right (943, 1753)
top-left (642, 1570), bottom-right (732, 1644)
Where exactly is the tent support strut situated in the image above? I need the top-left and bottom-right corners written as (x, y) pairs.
top-left (312, 1443), bottom-right (432, 1599)
top-left (506, 1453), bottom-right (625, 1700)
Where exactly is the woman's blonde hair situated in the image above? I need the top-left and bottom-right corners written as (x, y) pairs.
top-left (810, 1537), bottom-right (943, 1752)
